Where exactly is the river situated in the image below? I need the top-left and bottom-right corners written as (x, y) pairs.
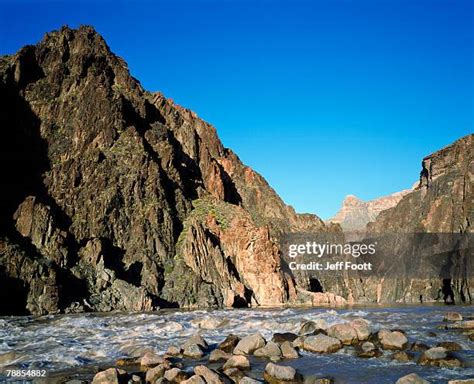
top-left (0, 304), bottom-right (472, 383)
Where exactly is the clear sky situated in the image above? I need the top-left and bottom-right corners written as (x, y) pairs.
top-left (1, 0), bottom-right (472, 219)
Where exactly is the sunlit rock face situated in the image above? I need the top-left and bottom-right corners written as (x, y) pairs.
top-left (328, 188), bottom-right (414, 232)
top-left (0, 26), bottom-right (332, 314)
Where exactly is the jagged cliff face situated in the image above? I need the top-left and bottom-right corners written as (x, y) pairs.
top-left (0, 26), bottom-right (331, 315)
top-left (365, 135), bottom-right (473, 304)
top-left (369, 135), bottom-right (473, 233)
top-left (329, 189), bottom-right (413, 231)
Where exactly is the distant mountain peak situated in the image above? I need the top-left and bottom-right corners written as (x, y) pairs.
top-left (342, 194), bottom-right (364, 205)
top-left (328, 187), bottom-right (414, 231)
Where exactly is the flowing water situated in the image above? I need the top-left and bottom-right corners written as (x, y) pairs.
top-left (0, 305), bottom-right (473, 383)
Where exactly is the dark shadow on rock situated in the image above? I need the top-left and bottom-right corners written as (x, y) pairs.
top-left (0, 65), bottom-right (50, 235)
top-left (166, 128), bottom-right (203, 200)
top-left (153, 296), bottom-right (179, 309)
top-left (57, 268), bottom-right (90, 310)
top-left (442, 279), bottom-right (455, 304)
top-left (120, 95), bottom-right (165, 133)
top-left (232, 286), bottom-right (254, 308)
top-left (97, 237), bottom-right (143, 288)
top-left (309, 278), bottom-right (324, 293)
top-left (217, 162), bottom-right (242, 205)
top-left (0, 266), bottom-right (28, 315)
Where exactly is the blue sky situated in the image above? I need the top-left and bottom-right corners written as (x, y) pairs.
top-left (1, 0), bottom-right (472, 219)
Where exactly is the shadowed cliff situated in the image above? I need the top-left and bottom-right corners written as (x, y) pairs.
top-left (0, 26), bottom-right (334, 315)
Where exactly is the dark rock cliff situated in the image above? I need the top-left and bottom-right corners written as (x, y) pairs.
top-left (0, 26), bottom-right (334, 315)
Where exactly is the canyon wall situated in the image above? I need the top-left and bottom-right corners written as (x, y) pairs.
top-left (0, 26), bottom-right (336, 315)
top-left (364, 134), bottom-right (473, 304)
top-left (0, 26), bottom-right (471, 314)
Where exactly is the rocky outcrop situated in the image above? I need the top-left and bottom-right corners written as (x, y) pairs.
top-left (0, 236), bottom-right (60, 315)
top-left (328, 187), bottom-right (414, 231)
top-left (365, 134), bottom-right (473, 304)
top-left (369, 135), bottom-right (473, 233)
top-left (0, 26), bottom-right (331, 314)
top-left (318, 135), bottom-right (472, 305)
top-left (162, 198), bottom-right (296, 308)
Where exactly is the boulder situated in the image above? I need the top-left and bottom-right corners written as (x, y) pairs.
top-left (115, 357), bottom-right (137, 367)
top-left (146, 365), bottom-right (167, 383)
top-left (223, 368), bottom-right (245, 383)
top-left (327, 323), bottom-right (357, 345)
top-left (418, 347), bottom-right (463, 368)
top-left (420, 346), bottom-right (447, 361)
top-left (280, 341), bottom-right (299, 359)
top-left (303, 377), bottom-right (334, 384)
top-left (303, 334), bottom-right (342, 353)
top-left (164, 368), bottom-right (189, 383)
top-left (292, 336), bottom-right (306, 348)
top-left (154, 379), bottom-right (170, 384)
top-left (183, 334), bottom-right (209, 350)
top-left (391, 351), bottom-right (414, 362)
top-left (350, 319), bottom-right (371, 341)
top-left (299, 320), bottom-right (326, 335)
top-left (449, 320), bottom-right (474, 329)
top-left (436, 358), bottom-right (463, 369)
top-left (166, 346), bottom-right (182, 356)
top-left (233, 334), bottom-right (266, 355)
top-left (448, 380), bottom-right (474, 384)
top-left (436, 341), bottom-right (462, 351)
top-left (356, 341), bottom-right (380, 358)
top-left (395, 373), bottom-right (430, 384)
top-left (444, 312), bottom-right (463, 322)
top-left (377, 329), bottom-right (391, 341)
top-left (254, 341), bottom-right (282, 359)
top-left (222, 355), bottom-right (250, 370)
top-left (183, 344), bottom-right (204, 359)
top-left (380, 331), bottom-right (408, 350)
top-left (209, 349), bottom-right (232, 362)
top-left (264, 362), bottom-right (297, 384)
top-left (272, 333), bottom-right (298, 344)
top-left (182, 376), bottom-right (206, 384)
top-left (140, 352), bottom-right (167, 367)
top-left (240, 377), bottom-right (262, 384)
top-left (219, 334), bottom-right (241, 353)
top-left (194, 365), bottom-right (228, 384)
top-left (409, 342), bottom-right (429, 352)
top-left (92, 368), bottom-right (128, 384)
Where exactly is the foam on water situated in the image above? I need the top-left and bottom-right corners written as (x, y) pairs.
top-left (0, 305), bottom-right (473, 383)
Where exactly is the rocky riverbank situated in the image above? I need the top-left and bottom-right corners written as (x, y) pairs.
top-left (2, 307), bottom-right (470, 384)
top-left (87, 312), bottom-right (472, 384)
